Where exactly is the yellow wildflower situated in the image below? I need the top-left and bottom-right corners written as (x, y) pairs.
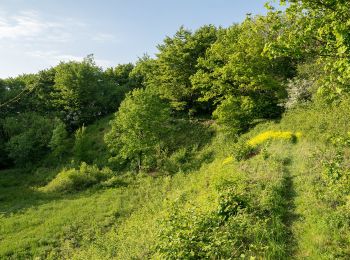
top-left (247, 130), bottom-right (301, 147)
top-left (222, 156), bottom-right (234, 165)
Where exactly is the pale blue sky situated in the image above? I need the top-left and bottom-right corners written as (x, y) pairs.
top-left (0, 0), bottom-right (270, 78)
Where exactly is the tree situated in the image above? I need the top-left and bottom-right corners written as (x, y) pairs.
top-left (31, 68), bottom-right (57, 115)
top-left (129, 55), bottom-right (158, 89)
top-left (190, 25), bottom-right (241, 107)
top-left (53, 55), bottom-right (115, 128)
top-left (104, 88), bottom-right (171, 171)
top-left (148, 25), bottom-right (218, 111)
top-left (267, 0), bottom-right (350, 101)
top-left (0, 79), bottom-right (6, 104)
top-left (49, 119), bottom-right (69, 160)
top-left (3, 112), bottom-right (54, 166)
top-left (192, 16), bottom-right (293, 120)
top-left (0, 74), bottom-right (38, 117)
top-left (213, 96), bottom-right (255, 136)
top-left (105, 63), bottom-right (134, 87)
top-left (0, 119), bottom-right (10, 168)
top-left (104, 63), bottom-right (137, 110)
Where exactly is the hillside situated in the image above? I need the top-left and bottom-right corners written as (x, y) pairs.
top-left (1, 1), bottom-right (350, 259)
top-left (1, 100), bottom-right (350, 259)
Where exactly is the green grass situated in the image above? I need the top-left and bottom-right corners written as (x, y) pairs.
top-left (2, 100), bottom-right (350, 259)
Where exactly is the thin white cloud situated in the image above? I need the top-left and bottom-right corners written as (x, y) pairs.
top-left (0, 9), bottom-right (117, 78)
top-left (0, 10), bottom-right (61, 39)
top-left (0, 9), bottom-right (91, 44)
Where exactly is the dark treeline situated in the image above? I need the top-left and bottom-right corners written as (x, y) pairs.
top-left (1, 0), bottom-right (350, 171)
top-left (0, 55), bottom-right (137, 167)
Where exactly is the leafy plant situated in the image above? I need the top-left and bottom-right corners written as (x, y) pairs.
top-left (3, 113), bottom-right (54, 166)
top-left (40, 162), bottom-right (114, 193)
top-left (232, 140), bottom-right (256, 161)
top-left (49, 119), bottom-right (69, 160)
top-left (213, 96), bottom-right (255, 135)
top-left (104, 88), bottom-right (172, 171)
top-left (73, 125), bottom-right (88, 163)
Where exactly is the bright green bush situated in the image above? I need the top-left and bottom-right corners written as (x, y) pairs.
top-left (155, 177), bottom-right (285, 259)
top-left (73, 125), bottom-right (89, 162)
top-left (232, 140), bottom-right (256, 161)
top-left (41, 162), bottom-right (114, 193)
top-left (104, 88), bottom-right (172, 171)
top-left (155, 206), bottom-right (261, 259)
top-left (213, 96), bottom-right (255, 135)
top-left (49, 119), bottom-right (69, 160)
top-left (155, 149), bottom-right (293, 259)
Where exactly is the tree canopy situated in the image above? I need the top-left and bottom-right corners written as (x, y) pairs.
top-left (104, 88), bottom-right (171, 170)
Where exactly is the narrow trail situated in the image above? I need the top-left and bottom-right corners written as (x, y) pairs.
top-left (281, 170), bottom-right (299, 258)
top-left (282, 142), bottom-right (328, 259)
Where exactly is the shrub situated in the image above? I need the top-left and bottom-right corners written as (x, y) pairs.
top-left (217, 186), bottom-right (248, 221)
top-left (213, 96), bottom-right (255, 136)
top-left (3, 113), bottom-right (54, 166)
top-left (232, 140), bottom-right (256, 161)
top-left (321, 134), bottom-right (350, 198)
top-left (49, 119), bottom-right (69, 160)
top-left (73, 125), bottom-right (89, 162)
top-left (284, 78), bottom-right (313, 109)
top-left (155, 183), bottom-right (271, 259)
top-left (159, 145), bottom-right (214, 174)
top-left (41, 162), bottom-right (113, 193)
top-left (315, 134), bottom-right (350, 256)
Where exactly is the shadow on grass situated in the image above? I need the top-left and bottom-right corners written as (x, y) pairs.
top-left (168, 118), bottom-right (215, 151)
top-left (160, 118), bottom-right (215, 174)
top-left (281, 170), bottom-right (300, 258)
top-left (0, 169), bottom-right (128, 216)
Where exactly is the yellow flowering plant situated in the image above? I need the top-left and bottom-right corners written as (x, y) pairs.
top-left (247, 131), bottom-right (302, 147)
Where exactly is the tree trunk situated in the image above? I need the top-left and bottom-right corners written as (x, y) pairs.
top-left (138, 151), bottom-right (142, 172)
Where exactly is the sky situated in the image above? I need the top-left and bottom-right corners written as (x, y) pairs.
top-left (0, 0), bottom-right (270, 78)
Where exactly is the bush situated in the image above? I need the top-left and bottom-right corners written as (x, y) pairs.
top-left (213, 96), bottom-right (255, 136)
top-left (313, 134), bottom-right (350, 256)
top-left (284, 78), bottom-right (312, 109)
top-left (3, 113), bottom-right (54, 166)
top-left (49, 119), bottom-right (69, 160)
top-left (155, 183), bottom-right (269, 259)
top-left (232, 140), bottom-right (256, 161)
top-left (73, 125), bottom-right (89, 162)
top-left (41, 162), bottom-right (114, 193)
top-left (158, 144), bottom-right (214, 174)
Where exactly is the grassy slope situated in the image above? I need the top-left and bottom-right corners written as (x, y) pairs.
top-left (1, 101), bottom-right (350, 259)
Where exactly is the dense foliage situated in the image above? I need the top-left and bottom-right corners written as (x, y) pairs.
top-left (105, 88), bottom-right (172, 171)
top-left (3, 112), bottom-right (54, 166)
